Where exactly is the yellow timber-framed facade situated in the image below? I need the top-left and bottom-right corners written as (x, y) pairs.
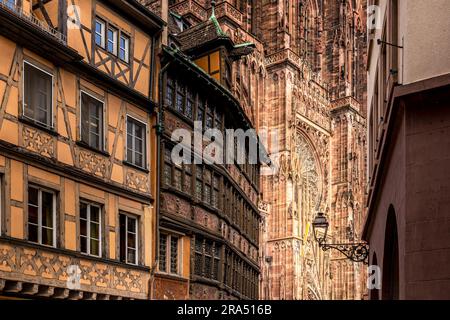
top-left (0, 0), bottom-right (164, 300)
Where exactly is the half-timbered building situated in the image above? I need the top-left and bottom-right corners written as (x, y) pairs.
top-left (0, 0), bottom-right (164, 299)
top-left (154, 3), bottom-right (262, 300)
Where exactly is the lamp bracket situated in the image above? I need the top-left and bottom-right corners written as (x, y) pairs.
top-left (320, 242), bottom-right (369, 264)
top-left (377, 39), bottom-right (403, 49)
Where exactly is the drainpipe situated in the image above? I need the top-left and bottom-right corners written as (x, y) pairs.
top-left (150, 56), bottom-right (172, 300)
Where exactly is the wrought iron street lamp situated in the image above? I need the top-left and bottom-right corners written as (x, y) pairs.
top-left (312, 212), bottom-right (369, 264)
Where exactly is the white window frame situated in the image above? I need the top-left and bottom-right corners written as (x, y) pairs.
top-left (107, 25), bottom-right (118, 56)
top-left (95, 18), bottom-right (106, 48)
top-left (120, 213), bottom-right (138, 265)
top-left (126, 115), bottom-right (148, 169)
top-left (79, 90), bottom-right (105, 151)
top-left (27, 185), bottom-right (56, 248)
top-left (22, 60), bottom-right (54, 129)
top-left (119, 33), bottom-right (130, 63)
top-left (79, 201), bottom-right (102, 257)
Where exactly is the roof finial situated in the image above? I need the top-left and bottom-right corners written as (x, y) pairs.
top-left (211, 0), bottom-right (216, 18)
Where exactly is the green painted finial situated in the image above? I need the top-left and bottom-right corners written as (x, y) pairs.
top-left (209, 0), bottom-right (226, 36)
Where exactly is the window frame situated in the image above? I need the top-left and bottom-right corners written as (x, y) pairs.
top-left (22, 60), bottom-right (54, 129)
top-left (126, 115), bottom-right (148, 170)
top-left (164, 145), bottom-right (192, 195)
top-left (79, 200), bottom-right (102, 257)
top-left (27, 185), bottom-right (57, 248)
top-left (94, 18), bottom-right (106, 49)
top-left (107, 25), bottom-right (118, 56)
top-left (119, 33), bottom-right (130, 63)
top-left (193, 236), bottom-right (221, 281)
top-left (94, 16), bottom-right (132, 65)
top-left (119, 212), bottom-right (139, 265)
top-left (159, 232), bottom-right (182, 275)
top-left (79, 90), bottom-right (105, 152)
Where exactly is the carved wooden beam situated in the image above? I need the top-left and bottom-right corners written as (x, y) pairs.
top-left (83, 292), bottom-right (97, 300)
top-left (97, 294), bottom-right (110, 300)
top-left (21, 283), bottom-right (39, 295)
top-left (3, 281), bottom-right (23, 293)
top-left (68, 290), bottom-right (84, 300)
top-left (53, 288), bottom-right (70, 299)
top-left (36, 285), bottom-right (55, 297)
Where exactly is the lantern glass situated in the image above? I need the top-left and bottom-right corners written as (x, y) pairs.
top-left (312, 212), bottom-right (329, 244)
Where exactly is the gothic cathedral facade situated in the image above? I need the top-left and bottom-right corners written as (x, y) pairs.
top-left (147, 0), bottom-right (368, 300)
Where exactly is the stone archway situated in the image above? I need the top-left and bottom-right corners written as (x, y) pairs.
top-left (382, 205), bottom-right (399, 300)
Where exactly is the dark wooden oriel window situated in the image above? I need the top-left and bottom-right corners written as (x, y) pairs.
top-left (164, 146), bottom-right (192, 195)
top-left (159, 233), bottom-right (180, 275)
top-left (194, 237), bottom-right (221, 281)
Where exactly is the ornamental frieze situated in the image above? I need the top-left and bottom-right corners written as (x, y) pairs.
top-left (22, 126), bottom-right (55, 158)
top-left (77, 149), bottom-right (109, 178)
top-left (161, 193), bottom-right (191, 219)
top-left (0, 242), bottom-right (148, 299)
top-left (164, 112), bottom-right (192, 136)
top-left (125, 168), bottom-right (150, 193)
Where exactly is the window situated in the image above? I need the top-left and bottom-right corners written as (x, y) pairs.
top-left (159, 233), bottom-right (181, 274)
top-left (166, 76), bottom-right (197, 119)
top-left (23, 62), bottom-right (53, 128)
top-left (164, 145), bottom-right (192, 194)
top-left (95, 17), bottom-right (133, 62)
top-left (119, 34), bottom-right (130, 63)
top-left (1, 0), bottom-right (15, 9)
top-left (166, 77), bottom-right (175, 107)
top-left (194, 51), bottom-right (220, 81)
top-left (81, 92), bottom-right (104, 150)
top-left (119, 213), bottom-right (138, 265)
top-left (80, 202), bottom-right (101, 257)
top-left (175, 82), bottom-right (185, 114)
top-left (95, 18), bottom-right (106, 48)
top-left (194, 237), bottom-right (221, 280)
top-left (126, 116), bottom-right (147, 169)
top-left (28, 186), bottom-right (55, 247)
top-left (107, 26), bottom-right (118, 55)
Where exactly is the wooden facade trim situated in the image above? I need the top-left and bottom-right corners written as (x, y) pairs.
top-left (0, 236), bottom-right (151, 272)
top-left (160, 214), bottom-right (260, 270)
top-left (162, 137), bottom-right (260, 213)
top-left (0, 141), bottom-right (154, 204)
top-left (160, 186), bottom-right (259, 247)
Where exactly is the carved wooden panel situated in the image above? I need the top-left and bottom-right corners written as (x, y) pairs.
top-left (125, 168), bottom-right (150, 193)
top-left (77, 149), bottom-right (110, 178)
top-left (161, 192), bottom-right (191, 219)
top-left (0, 242), bottom-right (148, 299)
top-left (22, 126), bottom-right (55, 158)
top-left (154, 276), bottom-right (189, 300)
